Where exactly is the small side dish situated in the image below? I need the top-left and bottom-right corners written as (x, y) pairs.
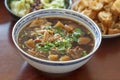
top-left (72, 0), bottom-right (120, 37)
top-left (9, 0), bottom-right (71, 17)
top-left (18, 17), bottom-right (94, 61)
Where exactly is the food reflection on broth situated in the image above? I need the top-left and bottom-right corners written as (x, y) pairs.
top-left (18, 17), bottom-right (94, 61)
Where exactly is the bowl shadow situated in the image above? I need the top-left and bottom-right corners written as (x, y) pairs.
top-left (16, 62), bottom-right (93, 80)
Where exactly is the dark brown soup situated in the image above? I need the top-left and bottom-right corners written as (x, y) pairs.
top-left (18, 17), bottom-right (94, 61)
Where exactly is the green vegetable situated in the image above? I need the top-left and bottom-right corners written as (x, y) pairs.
top-left (37, 33), bottom-right (43, 36)
top-left (45, 26), bottom-right (52, 30)
top-left (70, 28), bottom-right (83, 42)
top-left (72, 28), bottom-right (83, 37)
top-left (81, 51), bottom-right (87, 57)
top-left (10, 0), bottom-right (34, 17)
top-left (36, 42), bottom-right (55, 52)
top-left (36, 39), bottom-right (72, 53)
top-left (53, 27), bottom-right (65, 36)
top-left (41, 0), bottom-right (65, 9)
top-left (35, 26), bottom-right (83, 54)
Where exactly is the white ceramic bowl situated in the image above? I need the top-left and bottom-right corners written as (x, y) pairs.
top-left (12, 9), bottom-right (102, 73)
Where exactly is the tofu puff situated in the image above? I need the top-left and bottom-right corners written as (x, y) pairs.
top-left (72, 0), bottom-right (120, 35)
top-left (111, 0), bottom-right (120, 15)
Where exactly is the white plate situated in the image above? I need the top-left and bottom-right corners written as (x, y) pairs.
top-left (103, 33), bottom-right (120, 38)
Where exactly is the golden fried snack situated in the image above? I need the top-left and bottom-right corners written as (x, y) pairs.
top-left (111, 0), bottom-right (120, 15)
top-left (113, 22), bottom-right (120, 29)
top-left (72, 0), bottom-right (89, 12)
top-left (99, 0), bottom-right (115, 4)
top-left (81, 9), bottom-right (97, 19)
top-left (97, 23), bottom-right (107, 34)
top-left (103, 2), bottom-right (114, 11)
top-left (108, 28), bottom-right (120, 34)
top-left (98, 11), bottom-right (112, 27)
top-left (89, 0), bottom-right (103, 11)
top-left (72, 0), bottom-right (120, 35)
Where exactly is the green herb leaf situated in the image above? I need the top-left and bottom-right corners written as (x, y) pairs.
top-left (71, 28), bottom-right (83, 42)
top-left (53, 27), bottom-right (65, 36)
top-left (81, 51), bottom-right (87, 57)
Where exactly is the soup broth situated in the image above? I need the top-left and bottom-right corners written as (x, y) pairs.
top-left (18, 17), bottom-right (94, 61)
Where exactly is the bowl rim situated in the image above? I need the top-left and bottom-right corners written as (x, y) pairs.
top-left (12, 9), bottom-right (102, 65)
top-left (4, 0), bottom-right (11, 13)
